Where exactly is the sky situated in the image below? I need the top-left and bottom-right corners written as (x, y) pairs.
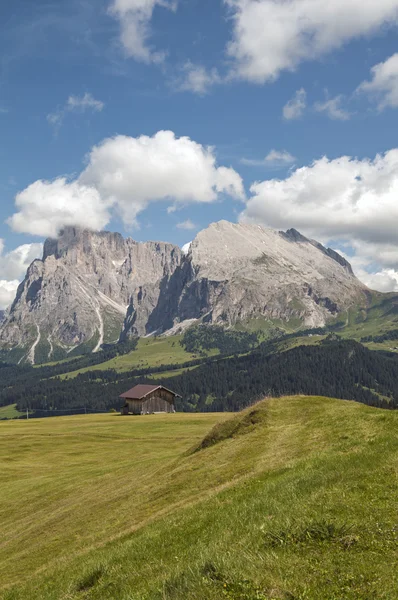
top-left (2, 0), bottom-right (398, 307)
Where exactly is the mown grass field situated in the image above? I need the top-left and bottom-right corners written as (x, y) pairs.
top-left (1, 396), bottom-right (398, 599)
top-left (58, 335), bottom-right (217, 380)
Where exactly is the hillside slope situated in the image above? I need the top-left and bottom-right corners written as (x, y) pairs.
top-left (1, 396), bottom-right (397, 599)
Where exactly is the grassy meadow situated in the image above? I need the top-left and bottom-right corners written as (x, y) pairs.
top-left (58, 335), bottom-right (217, 380)
top-left (1, 396), bottom-right (398, 599)
top-left (0, 404), bottom-right (22, 419)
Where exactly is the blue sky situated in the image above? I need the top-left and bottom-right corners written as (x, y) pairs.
top-left (2, 0), bottom-right (398, 306)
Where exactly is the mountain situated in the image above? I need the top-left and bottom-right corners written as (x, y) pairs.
top-left (0, 227), bottom-right (181, 363)
top-left (123, 220), bottom-right (367, 338)
top-left (0, 221), bottom-right (368, 363)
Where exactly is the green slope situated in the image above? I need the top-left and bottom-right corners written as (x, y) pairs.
top-left (0, 404), bottom-right (22, 419)
top-left (1, 396), bottom-right (398, 599)
top-left (57, 335), bottom-right (217, 380)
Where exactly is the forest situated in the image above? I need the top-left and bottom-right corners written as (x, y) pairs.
top-left (2, 337), bottom-right (398, 418)
top-left (181, 325), bottom-right (260, 355)
top-left (361, 329), bottom-right (398, 344)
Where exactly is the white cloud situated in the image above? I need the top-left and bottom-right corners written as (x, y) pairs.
top-left (9, 179), bottom-right (110, 238)
top-left (109, 0), bottom-right (177, 63)
top-left (225, 0), bottom-right (398, 83)
top-left (0, 241), bottom-right (43, 310)
top-left (0, 281), bottom-right (19, 310)
top-left (9, 130), bottom-right (244, 236)
top-left (283, 89), bottom-right (307, 120)
top-left (0, 240), bottom-right (43, 281)
top-left (177, 62), bottom-right (220, 95)
top-left (358, 269), bottom-right (398, 292)
top-left (181, 241), bottom-right (192, 254)
top-left (241, 150), bottom-right (296, 167)
top-left (314, 94), bottom-right (351, 120)
top-left (240, 149), bottom-right (398, 291)
top-left (47, 93), bottom-right (104, 131)
top-left (176, 219), bottom-right (196, 230)
top-left (358, 53), bottom-right (398, 110)
top-left (242, 150), bottom-right (398, 243)
top-left (337, 248), bottom-right (398, 292)
top-left (67, 93), bottom-right (104, 112)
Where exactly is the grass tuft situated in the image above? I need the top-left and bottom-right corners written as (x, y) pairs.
top-left (263, 520), bottom-right (356, 548)
top-left (191, 402), bottom-right (268, 453)
top-left (75, 566), bottom-right (105, 592)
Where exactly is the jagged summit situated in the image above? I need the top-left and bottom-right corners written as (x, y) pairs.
top-left (0, 228), bottom-right (182, 363)
top-left (0, 221), bottom-right (366, 364)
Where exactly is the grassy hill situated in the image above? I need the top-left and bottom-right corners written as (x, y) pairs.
top-left (57, 335), bottom-right (211, 380)
top-left (1, 396), bottom-right (397, 599)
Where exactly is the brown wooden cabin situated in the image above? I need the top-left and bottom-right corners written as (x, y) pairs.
top-left (120, 384), bottom-right (180, 415)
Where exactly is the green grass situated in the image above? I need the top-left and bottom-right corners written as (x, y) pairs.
top-left (1, 396), bottom-right (398, 599)
top-left (58, 335), bottom-right (216, 380)
top-left (0, 404), bottom-right (23, 419)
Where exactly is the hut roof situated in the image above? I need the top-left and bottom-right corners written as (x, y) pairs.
top-left (120, 384), bottom-right (181, 400)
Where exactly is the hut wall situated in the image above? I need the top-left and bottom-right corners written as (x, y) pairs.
top-left (126, 400), bottom-right (143, 415)
top-left (142, 392), bottom-right (175, 414)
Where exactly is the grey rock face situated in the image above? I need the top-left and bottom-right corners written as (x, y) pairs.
top-left (0, 221), bottom-right (367, 363)
top-left (0, 227), bottom-right (182, 363)
top-left (124, 221), bottom-right (367, 336)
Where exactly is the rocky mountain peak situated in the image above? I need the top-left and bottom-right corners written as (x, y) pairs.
top-left (0, 220), bottom-right (367, 364)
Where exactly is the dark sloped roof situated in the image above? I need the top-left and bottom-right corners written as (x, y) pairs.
top-left (120, 384), bottom-right (180, 400)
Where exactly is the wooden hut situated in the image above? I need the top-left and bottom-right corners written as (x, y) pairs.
top-left (120, 384), bottom-right (180, 415)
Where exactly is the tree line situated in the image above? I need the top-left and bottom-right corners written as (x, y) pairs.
top-left (2, 338), bottom-right (398, 418)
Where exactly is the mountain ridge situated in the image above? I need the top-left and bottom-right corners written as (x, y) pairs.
top-left (0, 220), bottom-right (368, 363)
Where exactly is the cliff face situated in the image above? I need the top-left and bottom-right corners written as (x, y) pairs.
top-left (122, 220), bottom-right (367, 337)
top-left (0, 221), bottom-right (367, 363)
top-left (0, 228), bottom-right (182, 363)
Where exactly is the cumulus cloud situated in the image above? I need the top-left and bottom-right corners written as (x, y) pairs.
top-left (181, 241), bottom-right (192, 254)
top-left (314, 94), bottom-right (351, 120)
top-left (283, 89), bottom-right (307, 120)
top-left (177, 62), bottom-right (220, 95)
top-left (0, 240), bottom-right (43, 281)
top-left (225, 0), bottom-right (398, 83)
top-left (109, 0), bottom-right (177, 63)
top-left (9, 180), bottom-right (109, 238)
top-left (47, 93), bottom-right (104, 131)
top-left (0, 281), bottom-right (19, 311)
top-left (240, 149), bottom-right (398, 291)
top-left (241, 150), bottom-right (296, 168)
top-left (9, 130), bottom-right (244, 236)
top-left (358, 269), bottom-right (398, 292)
top-left (0, 241), bottom-right (43, 309)
top-left (176, 219), bottom-right (196, 230)
top-left (358, 53), bottom-right (398, 110)
top-left (337, 248), bottom-right (398, 293)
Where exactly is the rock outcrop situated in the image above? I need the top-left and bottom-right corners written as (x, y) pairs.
top-left (0, 221), bottom-right (368, 363)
